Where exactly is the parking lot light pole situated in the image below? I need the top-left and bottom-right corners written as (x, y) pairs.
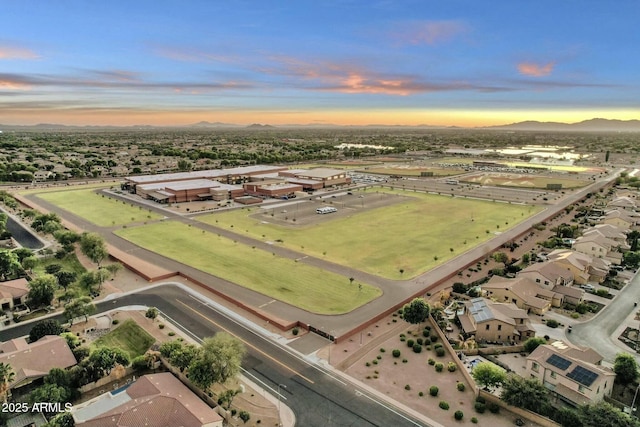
top-left (278, 383), bottom-right (287, 427)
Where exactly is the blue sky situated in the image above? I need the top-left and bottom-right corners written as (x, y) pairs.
top-left (1, 1), bottom-right (639, 126)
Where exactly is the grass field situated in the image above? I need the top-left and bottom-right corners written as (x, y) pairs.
top-left (115, 221), bottom-right (382, 314)
top-left (35, 188), bottom-right (163, 226)
top-left (92, 319), bottom-right (155, 359)
top-left (198, 189), bottom-right (541, 279)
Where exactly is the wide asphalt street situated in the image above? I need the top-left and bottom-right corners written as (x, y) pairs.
top-left (0, 284), bottom-right (428, 427)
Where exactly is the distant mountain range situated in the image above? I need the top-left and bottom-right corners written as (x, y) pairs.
top-left (1, 118), bottom-right (639, 132)
top-left (489, 118), bottom-right (640, 132)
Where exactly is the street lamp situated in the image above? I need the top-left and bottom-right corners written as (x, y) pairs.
top-left (631, 383), bottom-right (640, 417)
top-left (278, 383), bottom-right (287, 427)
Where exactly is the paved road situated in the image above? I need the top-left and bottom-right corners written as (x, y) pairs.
top-left (569, 268), bottom-right (640, 363)
top-left (0, 284), bottom-right (428, 427)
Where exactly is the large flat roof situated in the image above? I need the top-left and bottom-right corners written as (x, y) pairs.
top-left (127, 165), bottom-right (286, 184)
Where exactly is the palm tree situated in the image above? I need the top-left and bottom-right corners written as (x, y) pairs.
top-left (0, 362), bottom-right (14, 402)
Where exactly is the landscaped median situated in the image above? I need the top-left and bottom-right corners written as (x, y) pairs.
top-left (115, 221), bottom-right (382, 314)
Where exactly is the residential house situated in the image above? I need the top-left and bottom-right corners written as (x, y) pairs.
top-left (73, 372), bottom-right (223, 427)
top-left (607, 196), bottom-right (637, 212)
top-left (0, 278), bottom-right (29, 311)
top-left (483, 277), bottom-right (556, 315)
top-left (458, 298), bottom-right (535, 343)
top-left (546, 249), bottom-right (610, 284)
top-left (0, 335), bottom-right (77, 391)
top-left (602, 209), bottom-right (637, 230)
top-left (573, 233), bottom-right (623, 265)
top-left (583, 223), bottom-right (629, 243)
top-left (526, 341), bottom-right (615, 407)
top-left (518, 262), bottom-right (574, 290)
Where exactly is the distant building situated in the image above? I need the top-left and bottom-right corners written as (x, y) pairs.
top-left (73, 373), bottom-right (223, 427)
top-left (0, 278), bottom-right (29, 311)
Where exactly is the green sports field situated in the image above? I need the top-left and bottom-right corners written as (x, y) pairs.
top-left (36, 188), bottom-right (163, 226)
top-left (198, 189), bottom-right (542, 279)
top-left (115, 221), bottom-right (382, 314)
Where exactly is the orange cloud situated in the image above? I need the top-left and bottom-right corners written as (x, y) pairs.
top-left (392, 20), bottom-right (468, 45)
top-left (517, 62), bottom-right (555, 77)
top-left (0, 45), bottom-right (39, 60)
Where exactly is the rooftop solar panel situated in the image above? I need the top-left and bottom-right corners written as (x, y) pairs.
top-left (546, 354), bottom-right (572, 371)
top-left (567, 365), bottom-right (598, 387)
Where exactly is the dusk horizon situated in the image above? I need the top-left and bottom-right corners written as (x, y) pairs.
top-left (2, 1), bottom-right (639, 127)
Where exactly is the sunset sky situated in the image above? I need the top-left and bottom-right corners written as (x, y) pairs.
top-left (2, 1), bottom-right (639, 127)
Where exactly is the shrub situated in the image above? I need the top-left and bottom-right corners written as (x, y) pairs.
top-left (545, 319), bottom-right (559, 328)
top-left (435, 362), bottom-right (444, 372)
top-left (488, 402), bottom-right (500, 413)
top-left (158, 323), bottom-right (165, 329)
top-left (392, 349), bottom-right (401, 358)
top-left (428, 358), bottom-right (435, 365)
top-left (474, 402), bottom-right (486, 413)
top-left (439, 401), bottom-right (450, 410)
top-left (447, 362), bottom-right (457, 372)
top-left (292, 327), bottom-right (299, 336)
top-left (365, 362), bottom-right (370, 367)
top-left (422, 329), bottom-right (430, 338)
top-left (416, 338), bottom-right (423, 345)
top-left (429, 386), bottom-right (439, 396)
top-left (454, 410), bottom-right (464, 420)
top-left (434, 343), bottom-right (443, 349)
top-left (457, 382), bottom-right (465, 392)
top-left (112, 319), bottom-right (119, 325)
top-left (168, 331), bottom-right (175, 337)
top-left (471, 417), bottom-right (478, 424)
top-left (379, 348), bottom-right (386, 353)
top-left (430, 335), bottom-right (438, 342)
top-left (402, 359), bottom-right (408, 363)
top-left (376, 355), bottom-right (382, 360)
top-left (407, 339), bottom-right (415, 348)
top-left (405, 384), bottom-right (411, 390)
top-left (413, 344), bottom-right (422, 353)
top-left (435, 347), bottom-right (446, 357)
top-left (418, 391), bottom-right (424, 397)
top-left (475, 396), bottom-right (485, 404)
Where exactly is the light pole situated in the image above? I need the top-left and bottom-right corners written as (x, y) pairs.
top-left (278, 383), bottom-right (287, 427)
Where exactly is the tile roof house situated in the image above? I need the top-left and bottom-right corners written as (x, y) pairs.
top-left (602, 209), bottom-right (638, 229)
top-left (458, 298), bottom-right (535, 344)
top-left (0, 278), bottom-right (29, 311)
top-left (0, 335), bottom-right (77, 390)
top-left (546, 249), bottom-right (610, 284)
top-left (572, 233), bottom-right (623, 265)
top-left (73, 373), bottom-right (223, 427)
top-left (583, 223), bottom-right (629, 243)
top-left (483, 277), bottom-right (556, 315)
top-left (518, 262), bottom-right (574, 290)
top-left (607, 196), bottom-right (637, 211)
top-left (526, 341), bottom-right (615, 407)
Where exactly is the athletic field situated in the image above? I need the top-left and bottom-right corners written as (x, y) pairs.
top-left (36, 188), bottom-right (163, 226)
top-left (115, 221), bottom-right (382, 314)
top-left (198, 189), bottom-right (541, 279)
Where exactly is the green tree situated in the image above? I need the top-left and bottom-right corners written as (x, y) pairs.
top-left (21, 256), bottom-right (38, 272)
top-left (523, 337), bottom-right (547, 353)
top-left (170, 343), bottom-right (200, 372)
top-left (0, 362), bottom-right (14, 402)
top-left (145, 307), bottom-right (159, 322)
top-left (104, 263), bottom-right (123, 279)
top-left (189, 333), bottom-right (245, 390)
top-left (159, 340), bottom-right (184, 358)
top-left (45, 368), bottom-right (72, 389)
top-left (500, 375), bottom-right (550, 414)
top-left (79, 232), bottom-right (108, 267)
top-left (29, 319), bottom-right (65, 343)
top-left (45, 412), bottom-right (75, 427)
top-left (27, 274), bottom-right (58, 308)
top-left (0, 249), bottom-right (21, 280)
top-left (55, 271), bottom-right (78, 290)
top-left (217, 388), bottom-right (241, 410)
top-left (614, 353), bottom-right (638, 385)
top-left (63, 297), bottom-right (96, 324)
top-left (578, 401), bottom-right (640, 427)
top-left (471, 362), bottom-right (506, 391)
top-left (28, 384), bottom-right (71, 415)
top-left (492, 251), bottom-right (509, 267)
top-left (623, 251), bottom-right (640, 269)
top-left (239, 410), bottom-right (250, 423)
top-left (401, 298), bottom-right (431, 324)
top-left (86, 347), bottom-right (130, 379)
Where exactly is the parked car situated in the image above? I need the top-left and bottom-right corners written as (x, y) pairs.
top-left (581, 284), bottom-right (596, 292)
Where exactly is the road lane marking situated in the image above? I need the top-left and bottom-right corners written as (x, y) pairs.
top-left (176, 299), bottom-right (315, 384)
